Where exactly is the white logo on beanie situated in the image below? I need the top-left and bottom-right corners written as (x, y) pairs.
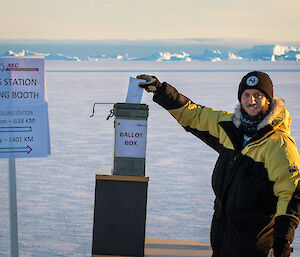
top-left (246, 76), bottom-right (259, 86)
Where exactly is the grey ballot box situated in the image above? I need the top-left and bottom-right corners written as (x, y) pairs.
top-left (113, 103), bottom-right (149, 177)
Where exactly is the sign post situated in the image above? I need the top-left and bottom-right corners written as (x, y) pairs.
top-left (8, 158), bottom-right (18, 257)
top-left (0, 57), bottom-right (50, 257)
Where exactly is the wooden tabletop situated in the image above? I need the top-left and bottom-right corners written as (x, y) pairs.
top-left (92, 238), bottom-right (212, 257)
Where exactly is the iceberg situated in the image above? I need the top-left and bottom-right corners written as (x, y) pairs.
top-left (44, 53), bottom-right (80, 61)
top-left (191, 49), bottom-right (223, 61)
top-left (0, 43), bottom-right (299, 62)
top-left (0, 50), bottom-right (18, 56)
top-left (136, 51), bottom-right (191, 62)
top-left (0, 50), bottom-right (47, 57)
top-left (157, 51), bottom-right (191, 62)
top-left (0, 49), bottom-right (80, 61)
top-left (228, 52), bottom-right (243, 60)
top-left (238, 45), bottom-right (300, 61)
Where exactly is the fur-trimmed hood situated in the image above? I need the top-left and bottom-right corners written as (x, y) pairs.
top-left (232, 96), bottom-right (292, 134)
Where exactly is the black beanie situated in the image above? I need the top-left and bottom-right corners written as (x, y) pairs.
top-left (238, 71), bottom-right (273, 102)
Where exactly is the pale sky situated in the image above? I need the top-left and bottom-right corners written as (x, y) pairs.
top-left (2, 0), bottom-right (300, 42)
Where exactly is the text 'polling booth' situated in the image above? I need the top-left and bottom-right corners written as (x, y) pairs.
top-left (0, 57), bottom-right (50, 158)
top-left (92, 78), bottom-right (149, 257)
top-left (0, 57), bottom-right (50, 257)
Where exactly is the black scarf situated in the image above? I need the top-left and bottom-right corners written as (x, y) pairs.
top-left (240, 109), bottom-right (269, 137)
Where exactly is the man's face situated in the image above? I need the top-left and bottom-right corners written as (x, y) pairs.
top-left (241, 89), bottom-right (270, 117)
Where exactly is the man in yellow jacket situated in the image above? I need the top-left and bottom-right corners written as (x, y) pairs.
top-left (137, 71), bottom-right (300, 257)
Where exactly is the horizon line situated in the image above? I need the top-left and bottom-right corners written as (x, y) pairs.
top-left (46, 69), bottom-right (300, 73)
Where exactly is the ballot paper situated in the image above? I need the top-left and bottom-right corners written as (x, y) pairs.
top-left (125, 77), bottom-right (145, 104)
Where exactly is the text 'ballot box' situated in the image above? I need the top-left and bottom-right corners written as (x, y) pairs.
top-left (113, 103), bottom-right (149, 176)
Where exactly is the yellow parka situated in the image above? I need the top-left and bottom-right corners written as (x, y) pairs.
top-left (153, 83), bottom-right (300, 257)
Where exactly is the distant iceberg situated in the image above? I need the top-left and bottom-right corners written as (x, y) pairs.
top-left (88, 54), bottom-right (108, 60)
top-left (1, 43), bottom-right (299, 62)
top-left (0, 49), bottom-right (80, 61)
top-left (136, 51), bottom-right (191, 62)
top-left (157, 51), bottom-right (191, 62)
top-left (136, 52), bottom-right (162, 61)
top-left (45, 53), bottom-right (80, 61)
top-left (238, 45), bottom-right (300, 61)
top-left (0, 50), bottom-right (18, 57)
top-left (0, 50), bottom-right (47, 57)
top-left (228, 52), bottom-right (243, 60)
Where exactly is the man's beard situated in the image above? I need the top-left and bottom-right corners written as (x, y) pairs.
top-left (240, 104), bottom-right (271, 136)
top-left (246, 103), bottom-right (270, 116)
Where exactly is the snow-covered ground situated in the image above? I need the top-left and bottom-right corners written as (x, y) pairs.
top-left (0, 60), bottom-right (300, 256)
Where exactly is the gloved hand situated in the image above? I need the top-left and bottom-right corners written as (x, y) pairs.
top-left (273, 238), bottom-right (292, 257)
top-left (136, 74), bottom-right (162, 93)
